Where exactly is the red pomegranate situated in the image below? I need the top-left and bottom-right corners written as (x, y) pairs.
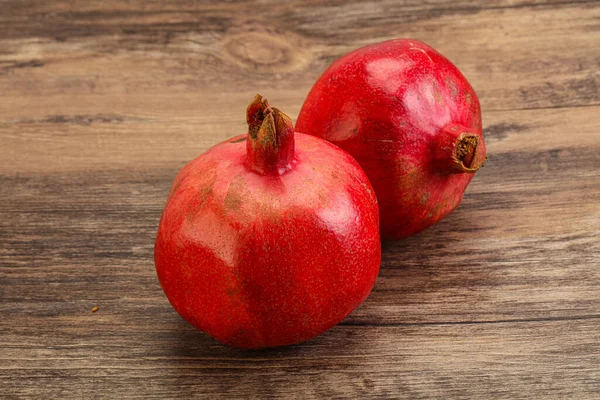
top-left (297, 39), bottom-right (487, 239)
top-left (154, 95), bottom-right (381, 348)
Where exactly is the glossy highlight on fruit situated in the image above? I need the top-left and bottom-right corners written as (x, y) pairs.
top-left (297, 39), bottom-right (487, 239)
top-left (154, 95), bottom-right (381, 348)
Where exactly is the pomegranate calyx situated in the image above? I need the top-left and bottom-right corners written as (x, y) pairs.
top-left (436, 123), bottom-right (487, 174)
top-left (245, 94), bottom-right (295, 176)
top-left (454, 134), bottom-right (485, 172)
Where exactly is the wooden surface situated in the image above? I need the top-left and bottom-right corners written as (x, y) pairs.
top-left (1, 0), bottom-right (599, 398)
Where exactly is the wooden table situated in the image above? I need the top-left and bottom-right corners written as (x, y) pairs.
top-left (2, 1), bottom-right (599, 398)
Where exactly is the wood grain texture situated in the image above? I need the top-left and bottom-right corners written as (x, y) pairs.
top-left (1, 0), bottom-right (599, 398)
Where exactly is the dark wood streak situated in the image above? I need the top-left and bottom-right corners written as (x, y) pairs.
top-left (11, 114), bottom-right (142, 125)
top-left (1, 0), bottom-right (600, 398)
top-left (0, 59), bottom-right (45, 73)
top-left (483, 123), bottom-right (529, 141)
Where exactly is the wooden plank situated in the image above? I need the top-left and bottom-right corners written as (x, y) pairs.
top-left (2, 320), bottom-right (600, 398)
top-left (2, 99), bottom-right (600, 173)
top-left (0, 1), bottom-right (599, 111)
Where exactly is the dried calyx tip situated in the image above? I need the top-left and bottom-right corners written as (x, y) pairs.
top-left (246, 94), bottom-right (272, 140)
top-left (438, 123), bottom-right (487, 174)
top-left (245, 94), bottom-right (295, 175)
top-left (453, 132), bottom-right (486, 173)
top-left (456, 136), bottom-right (479, 169)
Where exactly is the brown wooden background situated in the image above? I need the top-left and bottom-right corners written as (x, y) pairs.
top-left (1, 0), bottom-right (599, 398)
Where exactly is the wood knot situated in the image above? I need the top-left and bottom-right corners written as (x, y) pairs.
top-left (222, 28), bottom-right (312, 73)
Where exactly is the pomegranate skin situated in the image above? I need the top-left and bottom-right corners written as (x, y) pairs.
top-left (296, 39), bottom-right (486, 239)
top-left (154, 99), bottom-right (380, 348)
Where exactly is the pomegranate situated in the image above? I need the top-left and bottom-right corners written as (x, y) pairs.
top-left (296, 39), bottom-right (487, 239)
top-left (154, 95), bottom-right (381, 348)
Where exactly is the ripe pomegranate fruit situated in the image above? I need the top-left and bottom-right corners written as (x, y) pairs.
top-left (296, 39), bottom-right (487, 239)
top-left (154, 95), bottom-right (381, 348)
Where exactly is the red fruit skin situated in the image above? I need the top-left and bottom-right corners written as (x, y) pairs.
top-left (154, 133), bottom-right (381, 349)
top-left (296, 39), bottom-right (486, 239)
